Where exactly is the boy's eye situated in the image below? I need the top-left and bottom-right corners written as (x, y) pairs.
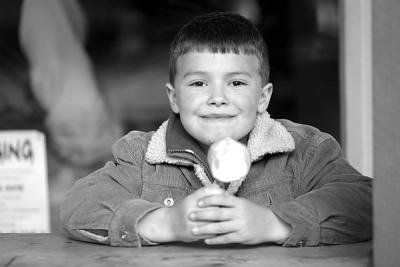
top-left (189, 81), bottom-right (207, 87)
top-left (230, 81), bottom-right (247, 86)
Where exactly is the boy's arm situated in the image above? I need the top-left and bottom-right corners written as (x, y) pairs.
top-left (270, 135), bottom-right (372, 247)
top-left (60, 133), bottom-right (164, 247)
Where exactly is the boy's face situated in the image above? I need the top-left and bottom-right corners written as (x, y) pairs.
top-left (166, 52), bottom-right (272, 149)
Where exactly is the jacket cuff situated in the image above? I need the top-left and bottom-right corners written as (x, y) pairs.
top-left (77, 229), bottom-right (109, 243)
top-left (108, 199), bottom-right (164, 247)
top-left (270, 201), bottom-right (321, 247)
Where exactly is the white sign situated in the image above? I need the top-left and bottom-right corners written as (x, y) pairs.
top-left (0, 130), bottom-right (50, 233)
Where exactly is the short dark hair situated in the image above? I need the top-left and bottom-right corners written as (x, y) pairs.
top-left (169, 12), bottom-right (270, 85)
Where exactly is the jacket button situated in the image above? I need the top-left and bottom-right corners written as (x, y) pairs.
top-left (164, 197), bottom-right (174, 207)
top-left (121, 231), bottom-right (129, 240)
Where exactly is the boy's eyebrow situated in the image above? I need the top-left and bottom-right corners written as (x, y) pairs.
top-left (183, 71), bottom-right (208, 78)
top-left (226, 71), bottom-right (252, 77)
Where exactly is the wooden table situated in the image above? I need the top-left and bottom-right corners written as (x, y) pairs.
top-left (0, 234), bottom-right (372, 267)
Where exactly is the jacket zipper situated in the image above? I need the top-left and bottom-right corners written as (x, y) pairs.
top-left (168, 148), bottom-right (213, 180)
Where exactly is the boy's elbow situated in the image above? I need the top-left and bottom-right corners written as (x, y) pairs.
top-left (59, 196), bottom-right (75, 232)
top-left (59, 187), bottom-right (86, 231)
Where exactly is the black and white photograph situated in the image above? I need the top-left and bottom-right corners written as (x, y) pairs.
top-left (0, 0), bottom-right (398, 266)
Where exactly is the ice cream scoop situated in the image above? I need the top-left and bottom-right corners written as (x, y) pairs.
top-left (207, 137), bottom-right (251, 184)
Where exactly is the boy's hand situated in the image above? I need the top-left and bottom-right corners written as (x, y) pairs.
top-left (168, 185), bottom-right (225, 242)
top-left (189, 191), bottom-right (291, 245)
top-left (138, 185), bottom-right (224, 243)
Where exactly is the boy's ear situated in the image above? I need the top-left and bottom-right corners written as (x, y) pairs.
top-left (257, 83), bottom-right (273, 113)
top-left (165, 83), bottom-right (180, 113)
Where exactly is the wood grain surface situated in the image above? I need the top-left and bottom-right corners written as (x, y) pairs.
top-left (0, 234), bottom-right (372, 267)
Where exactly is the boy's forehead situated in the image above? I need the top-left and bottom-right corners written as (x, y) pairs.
top-left (176, 52), bottom-right (261, 75)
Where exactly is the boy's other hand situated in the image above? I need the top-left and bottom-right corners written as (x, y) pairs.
top-left (189, 191), bottom-right (291, 245)
top-left (138, 185), bottom-right (224, 243)
top-left (168, 185), bottom-right (225, 242)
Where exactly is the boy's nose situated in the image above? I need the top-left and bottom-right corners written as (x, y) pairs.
top-left (207, 86), bottom-right (228, 107)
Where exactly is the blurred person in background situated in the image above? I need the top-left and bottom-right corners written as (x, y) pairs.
top-left (19, 0), bottom-right (123, 167)
top-left (18, 0), bottom-right (123, 231)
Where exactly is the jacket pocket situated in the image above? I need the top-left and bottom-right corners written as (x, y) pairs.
top-left (141, 182), bottom-right (191, 207)
top-left (240, 179), bottom-right (294, 207)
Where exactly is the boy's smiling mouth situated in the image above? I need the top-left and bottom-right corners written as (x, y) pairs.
top-left (201, 114), bottom-right (236, 119)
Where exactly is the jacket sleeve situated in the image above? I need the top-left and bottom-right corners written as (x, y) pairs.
top-left (59, 133), bottom-right (164, 247)
top-left (270, 133), bottom-right (372, 247)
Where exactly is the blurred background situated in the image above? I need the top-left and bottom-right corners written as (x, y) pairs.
top-left (0, 0), bottom-right (339, 232)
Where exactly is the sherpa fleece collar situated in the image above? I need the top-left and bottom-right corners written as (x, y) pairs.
top-left (145, 112), bottom-right (295, 194)
top-left (146, 112), bottom-right (294, 164)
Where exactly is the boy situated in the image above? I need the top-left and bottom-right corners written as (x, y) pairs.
top-left (60, 12), bottom-right (372, 247)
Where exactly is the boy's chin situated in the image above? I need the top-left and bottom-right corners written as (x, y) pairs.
top-left (191, 129), bottom-right (250, 148)
top-left (203, 134), bottom-right (240, 145)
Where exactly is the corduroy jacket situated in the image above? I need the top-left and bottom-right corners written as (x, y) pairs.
top-left (60, 112), bottom-right (372, 247)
